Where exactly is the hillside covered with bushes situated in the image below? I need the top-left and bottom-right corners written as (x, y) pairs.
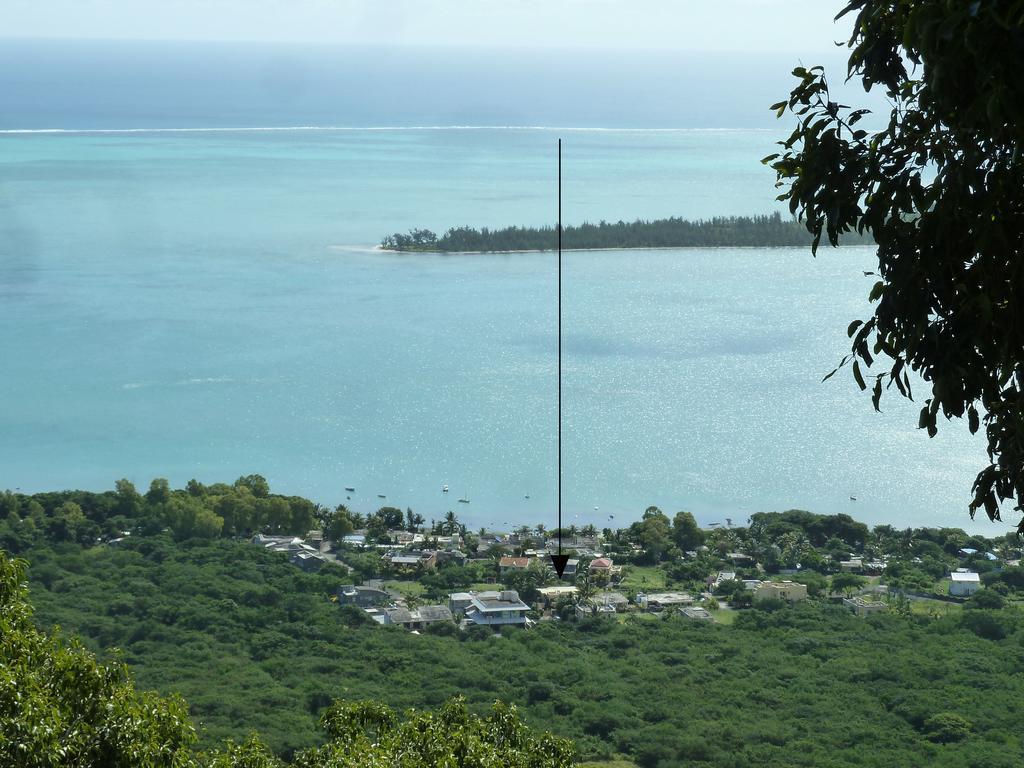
top-left (4, 479), bottom-right (1024, 767)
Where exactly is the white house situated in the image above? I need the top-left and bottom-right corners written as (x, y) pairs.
top-left (464, 590), bottom-right (530, 627)
top-left (949, 571), bottom-right (981, 597)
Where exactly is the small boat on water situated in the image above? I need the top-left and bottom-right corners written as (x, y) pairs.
top-left (458, 497), bottom-right (470, 504)
top-left (442, 485), bottom-right (449, 493)
top-left (378, 494), bottom-right (386, 499)
top-left (344, 487), bottom-right (355, 492)
top-left (524, 495), bottom-right (530, 499)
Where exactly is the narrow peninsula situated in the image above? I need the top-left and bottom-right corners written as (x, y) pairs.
top-left (380, 212), bottom-right (871, 253)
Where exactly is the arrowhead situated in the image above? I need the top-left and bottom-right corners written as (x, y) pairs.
top-left (550, 555), bottom-right (570, 579)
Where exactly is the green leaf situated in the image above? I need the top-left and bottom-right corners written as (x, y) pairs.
top-left (852, 361), bottom-right (867, 390)
top-left (968, 406), bottom-right (980, 434)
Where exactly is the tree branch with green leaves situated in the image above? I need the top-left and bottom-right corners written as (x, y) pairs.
top-left (766, 0), bottom-right (1024, 530)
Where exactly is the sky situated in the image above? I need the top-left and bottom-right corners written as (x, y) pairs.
top-left (4, 0), bottom-right (851, 54)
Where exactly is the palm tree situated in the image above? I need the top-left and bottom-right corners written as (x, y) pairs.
top-left (404, 592), bottom-right (422, 611)
top-left (442, 511), bottom-right (459, 536)
top-left (312, 504), bottom-right (331, 529)
top-left (536, 563), bottom-right (557, 588)
top-left (406, 509), bottom-right (425, 532)
top-left (575, 568), bottom-right (596, 603)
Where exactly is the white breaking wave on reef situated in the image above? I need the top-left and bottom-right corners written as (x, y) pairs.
top-left (122, 377), bottom-right (237, 390)
top-left (0, 125), bottom-right (773, 136)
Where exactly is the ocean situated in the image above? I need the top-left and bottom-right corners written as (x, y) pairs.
top-left (0, 41), bottom-right (998, 533)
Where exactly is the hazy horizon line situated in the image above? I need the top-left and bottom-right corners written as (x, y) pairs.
top-left (0, 35), bottom-right (847, 57)
top-left (0, 125), bottom-right (781, 136)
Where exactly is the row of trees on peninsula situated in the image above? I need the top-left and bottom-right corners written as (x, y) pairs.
top-left (380, 212), bottom-right (871, 252)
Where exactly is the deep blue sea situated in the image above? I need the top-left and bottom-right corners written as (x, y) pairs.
top-left (0, 41), bottom-right (999, 533)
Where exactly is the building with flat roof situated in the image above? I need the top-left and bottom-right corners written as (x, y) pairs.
top-left (681, 607), bottom-right (714, 621)
top-left (754, 581), bottom-right (808, 603)
top-left (337, 584), bottom-right (392, 608)
top-left (381, 604), bottom-right (454, 630)
top-left (843, 596), bottom-right (887, 616)
top-left (290, 550), bottom-right (326, 571)
top-left (594, 591), bottom-right (629, 612)
top-left (448, 591), bottom-right (478, 615)
top-left (464, 590), bottom-right (530, 627)
top-left (536, 585), bottom-right (578, 606)
top-left (638, 592), bottom-right (694, 611)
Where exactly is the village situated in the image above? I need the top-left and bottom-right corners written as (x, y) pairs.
top-left (249, 506), bottom-right (1021, 633)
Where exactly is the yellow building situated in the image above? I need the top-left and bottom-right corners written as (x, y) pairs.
top-left (753, 580), bottom-right (808, 603)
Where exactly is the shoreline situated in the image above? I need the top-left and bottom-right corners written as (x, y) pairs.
top-left (341, 244), bottom-right (875, 255)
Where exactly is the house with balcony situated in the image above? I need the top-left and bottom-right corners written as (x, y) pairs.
top-left (464, 590), bottom-right (530, 627)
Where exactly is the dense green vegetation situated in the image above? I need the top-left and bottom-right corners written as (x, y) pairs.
top-left (0, 550), bottom-right (573, 767)
top-left (380, 212), bottom-right (871, 252)
top-left (13, 535), bottom-right (1024, 767)
top-left (6, 481), bottom-right (1024, 766)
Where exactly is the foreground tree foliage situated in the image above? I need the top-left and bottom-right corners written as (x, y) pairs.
top-left (0, 553), bottom-right (197, 767)
top-left (303, 698), bottom-right (573, 768)
top-left (0, 551), bottom-right (572, 767)
top-left (206, 699), bottom-right (573, 768)
top-left (767, 1), bottom-right (1024, 528)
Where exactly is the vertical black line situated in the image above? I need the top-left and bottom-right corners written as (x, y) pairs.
top-left (558, 138), bottom-right (562, 556)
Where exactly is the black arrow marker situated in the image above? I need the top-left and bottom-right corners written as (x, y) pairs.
top-left (551, 138), bottom-right (569, 580)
